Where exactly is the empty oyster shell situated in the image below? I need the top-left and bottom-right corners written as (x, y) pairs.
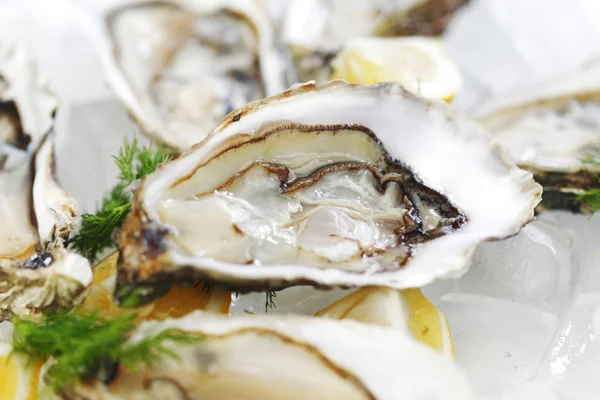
top-left (115, 81), bottom-right (540, 304)
top-left (0, 42), bottom-right (91, 321)
top-left (85, 0), bottom-right (292, 150)
top-left (474, 59), bottom-right (600, 211)
top-left (66, 311), bottom-right (476, 400)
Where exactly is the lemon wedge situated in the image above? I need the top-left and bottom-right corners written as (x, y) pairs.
top-left (0, 343), bottom-right (41, 400)
top-left (316, 287), bottom-right (454, 358)
top-left (79, 252), bottom-right (231, 320)
top-left (330, 36), bottom-right (462, 102)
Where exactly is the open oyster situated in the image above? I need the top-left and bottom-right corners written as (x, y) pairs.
top-left (282, 0), bottom-right (470, 82)
top-left (474, 59), bottom-right (600, 211)
top-left (66, 311), bottom-right (476, 400)
top-left (0, 42), bottom-right (91, 321)
top-left (86, 0), bottom-right (292, 150)
top-left (0, 134), bottom-right (92, 321)
top-left (115, 81), bottom-right (540, 303)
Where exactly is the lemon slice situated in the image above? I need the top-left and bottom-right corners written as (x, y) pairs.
top-left (0, 343), bottom-right (41, 400)
top-left (330, 36), bottom-right (462, 102)
top-left (316, 287), bottom-right (454, 358)
top-left (79, 252), bottom-right (231, 320)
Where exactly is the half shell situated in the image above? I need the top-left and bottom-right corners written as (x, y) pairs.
top-left (66, 311), bottom-right (476, 400)
top-left (115, 81), bottom-right (540, 303)
top-left (0, 135), bottom-right (92, 321)
top-left (84, 0), bottom-right (292, 150)
top-left (474, 58), bottom-right (600, 211)
top-left (0, 42), bottom-right (91, 321)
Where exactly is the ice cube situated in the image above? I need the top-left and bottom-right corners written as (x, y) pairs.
top-left (446, 0), bottom-right (600, 100)
top-left (436, 293), bottom-right (558, 396)
top-left (534, 293), bottom-right (600, 400)
top-left (546, 211), bottom-right (600, 295)
top-left (424, 213), bottom-right (576, 315)
top-left (490, 381), bottom-right (564, 400)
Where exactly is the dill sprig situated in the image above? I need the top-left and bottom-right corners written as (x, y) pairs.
top-left (69, 186), bottom-right (131, 262)
top-left (265, 291), bottom-right (277, 313)
top-left (578, 148), bottom-right (600, 213)
top-left (11, 311), bottom-right (201, 392)
top-left (70, 137), bottom-right (174, 262)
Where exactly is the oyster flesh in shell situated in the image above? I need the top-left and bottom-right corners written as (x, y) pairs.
top-left (0, 43), bottom-right (91, 321)
top-left (86, 0), bottom-right (292, 150)
top-left (65, 311), bottom-right (476, 400)
top-left (115, 81), bottom-right (540, 304)
top-left (474, 59), bottom-right (600, 211)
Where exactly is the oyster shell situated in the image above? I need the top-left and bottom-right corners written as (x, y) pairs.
top-left (0, 41), bottom-right (57, 165)
top-left (115, 81), bottom-right (540, 303)
top-left (66, 311), bottom-right (476, 400)
top-left (0, 134), bottom-right (92, 321)
top-left (474, 59), bottom-right (600, 211)
top-left (282, 0), bottom-right (470, 82)
top-left (0, 42), bottom-right (91, 321)
top-left (86, 0), bottom-right (292, 150)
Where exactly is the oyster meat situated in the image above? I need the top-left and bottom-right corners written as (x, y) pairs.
top-left (115, 81), bottom-right (540, 303)
top-left (66, 311), bottom-right (476, 400)
top-left (85, 0), bottom-right (292, 150)
top-left (0, 42), bottom-right (91, 321)
top-left (474, 58), bottom-right (600, 211)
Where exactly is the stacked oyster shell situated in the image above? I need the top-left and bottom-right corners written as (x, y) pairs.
top-left (31, 1), bottom-right (546, 399)
top-left (0, 42), bottom-right (91, 321)
top-left (2, 2), bottom-right (553, 399)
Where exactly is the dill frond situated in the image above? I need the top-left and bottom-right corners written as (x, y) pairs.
top-left (70, 137), bottom-right (174, 263)
top-left (265, 291), bottom-right (277, 313)
top-left (578, 189), bottom-right (600, 212)
top-left (134, 144), bottom-right (173, 180)
top-left (11, 311), bottom-right (202, 391)
top-left (113, 137), bottom-right (138, 185)
top-left (70, 186), bottom-right (131, 263)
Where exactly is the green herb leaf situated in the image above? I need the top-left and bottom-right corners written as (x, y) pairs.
top-left (578, 148), bottom-right (600, 213)
top-left (11, 311), bottom-right (202, 392)
top-left (134, 144), bottom-right (173, 180)
top-left (70, 186), bottom-right (131, 263)
top-left (577, 189), bottom-right (600, 212)
top-left (113, 137), bottom-right (139, 186)
top-left (70, 137), bottom-right (174, 263)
